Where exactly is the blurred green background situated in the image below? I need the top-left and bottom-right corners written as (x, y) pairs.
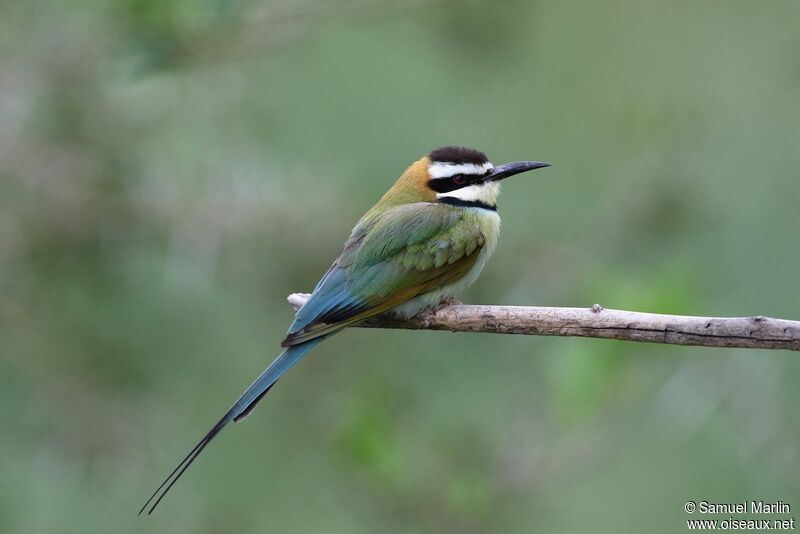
top-left (2, 0), bottom-right (799, 532)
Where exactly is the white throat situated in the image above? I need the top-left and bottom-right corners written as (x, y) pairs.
top-left (436, 181), bottom-right (500, 205)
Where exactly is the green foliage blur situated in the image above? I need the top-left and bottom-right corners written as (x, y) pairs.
top-left (2, 0), bottom-right (799, 532)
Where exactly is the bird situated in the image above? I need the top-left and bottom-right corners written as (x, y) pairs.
top-left (140, 146), bottom-right (550, 514)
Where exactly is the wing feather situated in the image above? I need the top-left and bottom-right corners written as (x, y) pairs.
top-left (283, 203), bottom-right (486, 347)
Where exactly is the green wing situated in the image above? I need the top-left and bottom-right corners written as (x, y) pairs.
top-left (282, 203), bottom-right (486, 346)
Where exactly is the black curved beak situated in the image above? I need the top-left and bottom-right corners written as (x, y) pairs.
top-left (483, 161), bottom-right (551, 182)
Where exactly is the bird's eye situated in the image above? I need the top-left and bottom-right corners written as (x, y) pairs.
top-left (452, 175), bottom-right (467, 185)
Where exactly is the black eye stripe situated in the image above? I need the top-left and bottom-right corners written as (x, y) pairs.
top-left (427, 178), bottom-right (457, 193)
top-left (427, 174), bottom-right (479, 193)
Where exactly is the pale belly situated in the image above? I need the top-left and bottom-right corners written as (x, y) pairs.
top-left (390, 209), bottom-right (501, 318)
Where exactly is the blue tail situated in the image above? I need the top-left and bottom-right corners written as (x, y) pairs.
top-left (140, 338), bottom-right (324, 514)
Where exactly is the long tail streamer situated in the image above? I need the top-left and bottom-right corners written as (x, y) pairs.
top-left (139, 338), bottom-right (323, 514)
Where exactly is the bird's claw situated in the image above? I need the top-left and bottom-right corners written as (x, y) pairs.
top-left (434, 297), bottom-right (463, 312)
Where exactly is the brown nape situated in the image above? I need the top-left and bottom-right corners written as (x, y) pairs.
top-left (429, 146), bottom-right (489, 165)
top-left (372, 157), bottom-right (437, 209)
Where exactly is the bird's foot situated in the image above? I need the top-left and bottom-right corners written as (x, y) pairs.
top-left (434, 296), bottom-right (463, 312)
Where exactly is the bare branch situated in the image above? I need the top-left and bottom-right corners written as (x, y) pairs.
top-left (287, 293), bottom-right (800, 351)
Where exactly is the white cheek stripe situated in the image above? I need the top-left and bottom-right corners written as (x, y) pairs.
top-left (428, 161), bottom-right (493, 179)
top-left (436, 182), bottom-right (500, 204)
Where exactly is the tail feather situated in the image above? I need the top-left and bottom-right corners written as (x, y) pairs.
top-left (140, 338), bottom-right (324, 515)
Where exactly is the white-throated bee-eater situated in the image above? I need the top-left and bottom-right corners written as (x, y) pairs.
top-left (141, 146), bottom-right (550, 513)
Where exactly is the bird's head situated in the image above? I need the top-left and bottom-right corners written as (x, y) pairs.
top-left (378, 146), bottom-right (550, 210)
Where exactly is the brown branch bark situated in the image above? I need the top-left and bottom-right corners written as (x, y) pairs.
top-left (287, 293), bottom-right (800, 351)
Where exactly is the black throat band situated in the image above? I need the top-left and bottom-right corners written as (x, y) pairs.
top-left (438, 197), bottom-right (497, 212)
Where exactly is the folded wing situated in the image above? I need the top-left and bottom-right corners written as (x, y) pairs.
top-left (282, 203), bottom-right (486, 346)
